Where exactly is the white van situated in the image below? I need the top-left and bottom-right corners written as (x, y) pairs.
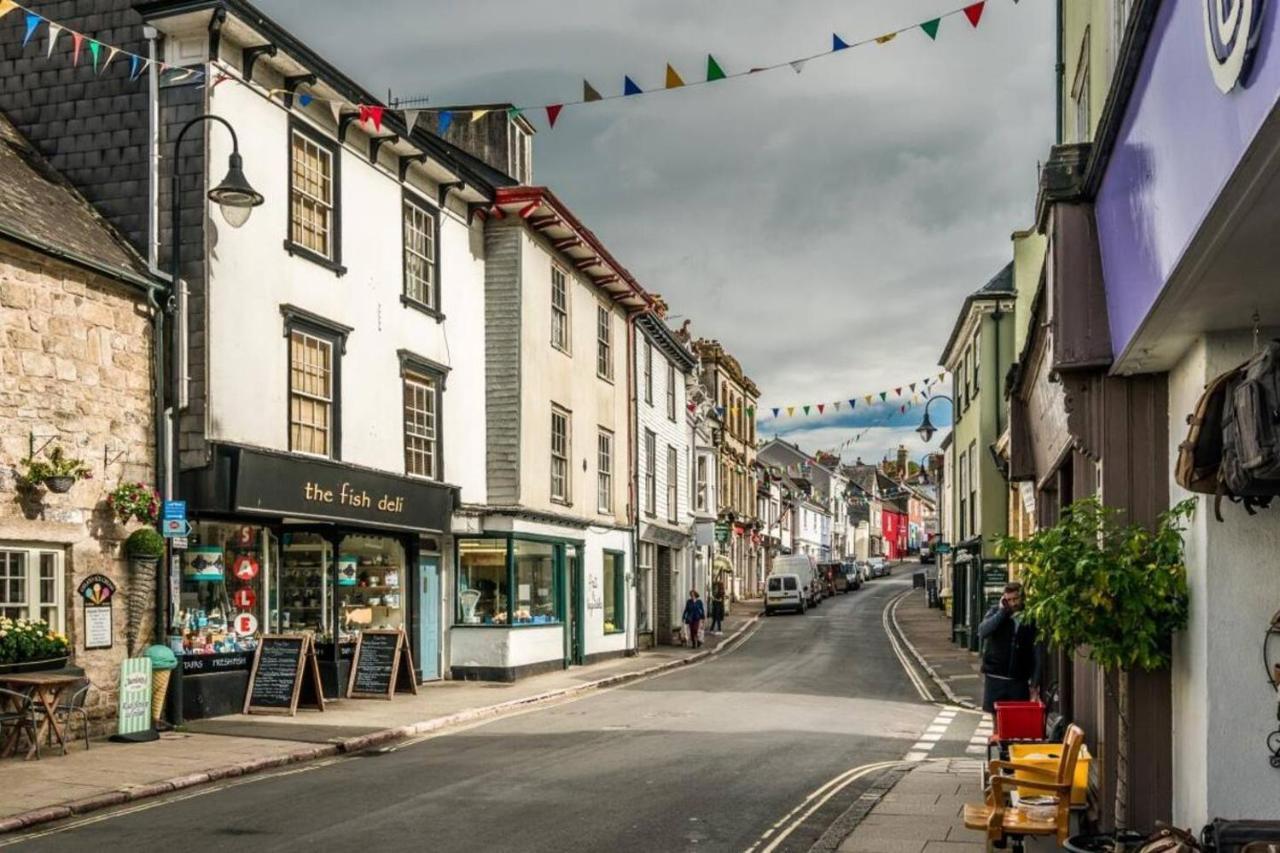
top-left (769, 554), bottom-right (819, 611)
top-left (765, 573), bottom-right (806, 615)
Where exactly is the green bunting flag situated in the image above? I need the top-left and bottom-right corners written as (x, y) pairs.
top-left (921, 18), bottom-right (941, 40)
top-left (707, 54), bottom-right (726, 81)
top-left (803, 405), bottom-right (811, 416)
top-left (507, 107), bottom-right (523, 120)
top-left (879, 392), bottom-right (887, 402)
top-left (583, 80), bottom-right (602, 102)
top-left (88, 39), bottom-right (100, 71)
top-left (747, 406), bottom-right (755, 418)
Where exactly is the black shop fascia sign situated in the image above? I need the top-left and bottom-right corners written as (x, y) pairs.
top-left (182, 444), bottom-right (458, 533)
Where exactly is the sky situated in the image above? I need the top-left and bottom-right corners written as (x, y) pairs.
top-left (258, 0), bottom-right (1054, 466)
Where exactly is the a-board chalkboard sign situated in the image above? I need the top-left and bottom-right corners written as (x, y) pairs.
top-left (243, 634), bottom-right (326, 715)
top-left (347, 628), bottom-right (418, 699)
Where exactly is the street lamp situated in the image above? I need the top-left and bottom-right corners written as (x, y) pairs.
top-left (160, 115), bottom-right (261, 725)
top-left (915, 395), bottom-right (953, 444)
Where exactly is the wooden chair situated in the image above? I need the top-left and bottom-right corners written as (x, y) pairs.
top-left (963, 723), bottom-right (1086, 852)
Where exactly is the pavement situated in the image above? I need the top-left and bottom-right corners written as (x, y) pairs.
top-left (3, 578), bottom-right (938, 852)
top-left (828, 580), bottom-right (1056, 853)
top-left (0, 604), bottom-right (761, 834)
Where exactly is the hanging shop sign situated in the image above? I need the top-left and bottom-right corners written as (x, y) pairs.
top-left (231, 447), bottom-right (455, 532)
top-left (77, 573), bottom-right (117, 650)
top-left (232, 555), bottom-right (259, 581)
top-left (714, 523), bottom-right (730, 543)
top-left (184, 545), bottom-right (225, 581)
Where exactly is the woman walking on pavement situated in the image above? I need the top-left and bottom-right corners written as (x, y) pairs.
top-left (709, 581), bottom-right (726, 635)
top-left (683, 589), bottom-right (705, 648)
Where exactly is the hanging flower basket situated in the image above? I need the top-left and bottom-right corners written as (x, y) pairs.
top-left (43, 475), bottom-right (76, 494)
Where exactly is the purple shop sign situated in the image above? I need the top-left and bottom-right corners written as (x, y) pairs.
top-left (1095, 0), bottom-right (1280, 358)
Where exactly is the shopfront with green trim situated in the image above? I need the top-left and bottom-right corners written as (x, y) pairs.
top-left (449, 531), bottom-right (630, 681)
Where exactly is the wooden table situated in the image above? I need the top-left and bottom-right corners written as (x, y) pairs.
top-left (0, 672), bottom-right (80, 760)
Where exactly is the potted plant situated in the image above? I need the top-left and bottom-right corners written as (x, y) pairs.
top-left (0, 617), bottom-right (70, 673)
top-left (16, 446), bottom-right (92, 494)
top-left (999, 497), bottom-right (1196, 850)
top-left (125, 527), bottom-right (166, 655)
top-left (108, 481), bottom-right (161, 526)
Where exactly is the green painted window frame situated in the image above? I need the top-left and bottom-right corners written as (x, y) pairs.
top-left (602, 549), bottom-right (626, 635)
top-left (454, 534), bottom-right (568, 628)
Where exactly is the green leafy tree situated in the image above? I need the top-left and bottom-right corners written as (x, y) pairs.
top-left (998, 496), bottom-right (1195, 831)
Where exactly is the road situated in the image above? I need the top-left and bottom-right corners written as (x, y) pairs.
top-left (11, 573), bottom-right (981, 853)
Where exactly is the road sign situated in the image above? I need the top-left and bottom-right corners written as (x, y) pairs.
top-left (162, 500), bottom-right (187, 521)
top-left (170, 536), bottom-right (188, 550)
top-left (162, 518), bottom-right (193, 538)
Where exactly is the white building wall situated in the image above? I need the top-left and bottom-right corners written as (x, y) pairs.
top-left (635, 333), bottom-right (690, 531)
top-left (206, 80), bottom-right (487, 504)
top-left (1167, 331), bottom-right (1280, 829)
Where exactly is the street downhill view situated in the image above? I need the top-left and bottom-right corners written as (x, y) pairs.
top-left (0, 0), bottom-right (1279, 852)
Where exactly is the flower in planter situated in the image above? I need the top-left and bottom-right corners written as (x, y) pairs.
top-left (109, 481), bottom-right (162, 525)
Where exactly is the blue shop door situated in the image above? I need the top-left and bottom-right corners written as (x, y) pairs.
top-left (418, 556), bottom-right (441, 680)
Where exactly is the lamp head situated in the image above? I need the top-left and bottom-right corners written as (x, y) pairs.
top-left (208, 152), bottom-right (263, 228)
top-left (916, 411), bottom-right (936, 444)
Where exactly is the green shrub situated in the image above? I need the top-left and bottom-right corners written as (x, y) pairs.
top-left (125, 527), bottom-right (166, 559)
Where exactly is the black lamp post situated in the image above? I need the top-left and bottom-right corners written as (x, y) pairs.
top-left (161, 115), bottom-right (262, 723)
top-left (915, 395), bottom-right (953, 444)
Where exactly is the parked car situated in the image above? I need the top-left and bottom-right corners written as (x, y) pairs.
top-left (818, 561), bottom-right (846, 594)
top-left (764, 572), bottom-right (806, 615)
top-left (868, 557), bottom-right (888, 578)
top-left (842, 562), bottom-right (862, 591)
top-left (772, 554), bottom-right (821, 606)
top-left (919, 544), bottom-right (933, 564)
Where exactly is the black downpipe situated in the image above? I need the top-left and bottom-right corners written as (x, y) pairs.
top-left (1056, 0), bottom-right (1065, 144)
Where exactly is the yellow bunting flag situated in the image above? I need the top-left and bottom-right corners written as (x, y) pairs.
top-left (864, 395), bottom-right (873, 405)
top-left (875, 32), bottom-right (897, 44)
top-left (0, 0), bottom-right (17, 20)
top-left (665, 64), bottom-right (685, 88)
top-left (470, 109), bottom-right (491, 123)
top-left (786, 406), bottom-right (795, 417)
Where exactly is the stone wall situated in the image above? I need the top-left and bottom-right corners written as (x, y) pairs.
top-left (0, 239), bottom-right (155, 734)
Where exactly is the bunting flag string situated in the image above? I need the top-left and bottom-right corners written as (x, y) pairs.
top-left (759, 373), bottom-right (949, 422)
top-left (4, 2), bottom-right (202, 85)
top-left (387, 0), bottom-right (997, 130)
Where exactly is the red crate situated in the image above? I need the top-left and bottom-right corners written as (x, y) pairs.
top-left (993, 700), bottom-right (1045, 740)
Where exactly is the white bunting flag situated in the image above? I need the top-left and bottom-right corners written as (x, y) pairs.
top-left (46, 23), bottom-right (61, 58)
top-left (102, 46), bottom-right (119, 73)
top-left (329, 100), bottom-right (345, 125)
top-left (403, 109), bottom-right (421, 132)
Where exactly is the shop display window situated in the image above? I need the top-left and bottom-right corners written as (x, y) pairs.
top-left (457, 539), bottom-right (508, 624)
top-left (178, 523), bottom-right (268, 655)
top-left (336, 534), bottom-right (406, 637)
top-left (512, 541), bottom-right (557, 624)
top-left (602, 550), bottom-right (624, 634)
top-left (457, 538), bottom-right (564, 626)
top-left (276, 532), bottom-right (331, 636)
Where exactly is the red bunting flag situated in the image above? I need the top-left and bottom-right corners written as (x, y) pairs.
top-left (71, 31), bottom-right (83, 65)
top-left (358, 105), bottom-right (384, 131)
top-left (546, 104), bottom-right (563, 128)
top-left (895, 387), bottom-right (902, 396)
top-left (963, 2), bottom-right (985, 27)
top-left (817, 403), bottom-right (825, 414)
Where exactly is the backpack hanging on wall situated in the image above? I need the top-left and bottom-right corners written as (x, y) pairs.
top-left (1176, 363), bottom-right (1242, 495)
top-left (1219, 341), bottom-right (1280, 518)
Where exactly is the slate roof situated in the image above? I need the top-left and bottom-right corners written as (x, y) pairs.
top-left (939, 261), bottom-right (1015, 366)
top-left (0, 112), bottom-right (150, 284)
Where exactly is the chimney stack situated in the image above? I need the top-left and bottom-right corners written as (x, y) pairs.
top-left (897, 445), bottom-right (909, 483)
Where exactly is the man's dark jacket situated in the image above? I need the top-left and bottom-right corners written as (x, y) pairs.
top-left (978, 605), bottom-right (1039, 682)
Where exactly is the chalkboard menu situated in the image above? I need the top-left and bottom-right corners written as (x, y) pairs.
top-left (347, 629), bottom-right (418, 699)
top-left (243, 634), bottom-right (325, 715)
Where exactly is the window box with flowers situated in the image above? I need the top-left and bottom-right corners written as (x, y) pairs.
top-left (0, 618), bottom-right (69, 674)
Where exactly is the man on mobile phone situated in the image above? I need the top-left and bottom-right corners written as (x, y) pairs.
top-left (978, 581), bottom-right (1040, 713)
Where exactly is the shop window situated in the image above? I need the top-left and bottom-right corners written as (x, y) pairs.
top-left (513, 541), bottom-right (557, 624)
top-left (403, 194), bottom-right (438, 312)
top-left (597, 428), bottom-right (613, 514)
top-left (277, 531), bottom-right (329, 636)
top-left (287, 121), bottom-right (342, 272)
top-left (551, 265), bottom-right (570, 354)
top-left (602, 551), bottom-right (624, 634)
top-left (180, 524), bottom-right (268, 656)
top-left (551, 405), bottom-right (571, 504)
top-left (596, 304), bottom-right (613, 381)
top-left (456, 538), bottom-right (562, 626)
top-left (336, 535), bottom-right (406, 637)
top-left (0, 547), bottom-right (63, 631)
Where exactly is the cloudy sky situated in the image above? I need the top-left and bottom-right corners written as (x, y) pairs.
top-left (260, 0), bottom-right (1055, 465)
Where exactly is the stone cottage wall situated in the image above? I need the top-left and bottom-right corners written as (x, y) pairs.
top-left (0, 239), bottom-right (155, 735)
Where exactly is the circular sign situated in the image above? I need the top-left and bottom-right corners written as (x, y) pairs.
top-left (232, 555), bottom-right (259, 581)
top-left (233, 612), bottom-right (259, 636)
top-left (1204, 0), bottom-right (1265, 93)
top-left (233, 588), bottom-right (256, 610)
top-left (234, 526), bottom-right (256, 547)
